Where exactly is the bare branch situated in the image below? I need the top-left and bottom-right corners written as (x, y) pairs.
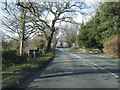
top-left (2, 32), bottom-right (19, 41)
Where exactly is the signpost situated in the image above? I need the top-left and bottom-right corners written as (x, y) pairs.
top-left (26, 45), bottom-right (38, 58)
top-left (33, 50), bottom-right (36, 58)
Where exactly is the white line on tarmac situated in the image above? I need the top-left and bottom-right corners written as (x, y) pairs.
top-left (59, 49), bottom-right (64, 52)
top-left (86, 60), bottom-right (119, 78)
top-left (93, 66), bottom-right (97, 69)
top-left (83, 59), bottom-right (86, 62)
top-left (88, 61), bottom-right (119, 78)
top-left (71, 54), bottom-right (119, 78)
top-left (70, 54), bottom-right (82, 58)
top-left (114, 60), bottom-right (118, 62)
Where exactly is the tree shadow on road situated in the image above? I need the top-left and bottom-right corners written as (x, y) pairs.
top-left (17, 64), bottom-right (118, 89)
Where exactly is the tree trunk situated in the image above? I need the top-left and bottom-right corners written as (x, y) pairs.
top-left (53, 39), bottom-right (57, 49)
top-left (20, 39), bottom-right (24, 56)
top-left (46, 30), bottom-right (55, 53)
top-left (19, 7), bottom-right (26, 56)
top-left (46, 38), bottom-right (52, 53)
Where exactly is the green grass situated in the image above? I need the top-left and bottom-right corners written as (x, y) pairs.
top-left (2, 52), bottom-right (54, 87)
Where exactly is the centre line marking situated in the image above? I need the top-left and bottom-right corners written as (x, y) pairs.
top-left (59, 49), bottom-right (64, 52)
top-left (93, 66), bottom-right (97, 69)
top-left (70, 54), bottom-right (82, 58)
top-left (71, 54), bottom-right (119, 78)
top-left (87, 60), bottom-right (119, 78)
top-left (84, 60), bottom-right (86, 62)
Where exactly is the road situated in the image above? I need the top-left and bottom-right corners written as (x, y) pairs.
top-left (19, 48), bottom-right (119, 88)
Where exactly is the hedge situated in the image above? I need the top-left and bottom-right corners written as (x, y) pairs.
top-left (1, 50), bottom-right (27, 69)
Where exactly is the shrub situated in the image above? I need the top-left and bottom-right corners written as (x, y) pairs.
top-left (2, 50), bottom-right (27, 68)
top-left (104, 35), bottom-right (119, 57)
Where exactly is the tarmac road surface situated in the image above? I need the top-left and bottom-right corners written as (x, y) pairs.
top-left (19, 48), bottom-right (119, 88)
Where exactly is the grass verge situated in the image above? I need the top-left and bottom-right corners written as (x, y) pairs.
top-left (2, 52), bottom-right (54, 88)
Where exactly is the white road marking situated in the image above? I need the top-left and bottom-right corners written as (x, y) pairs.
top-left (17, 81), bottom-right (19, 85)
top-left (86, 60), bottom-right (119, 78)
top-left (70, 54), bottom-right (82, 58)
top-left (83, 59), bottom-right (86, 62)
top-left (88, 60), bottom-right (119, 78)
top-left (70, 54), bottom-right (88, 65)
top-left (93, 66), bottom-right (97, 69)
top-left (70, 54), bottom-right (119, 78)
top-left (114, 60), bottom-right (118, 62)
top-left (59, 49), bottom-right (64, 52)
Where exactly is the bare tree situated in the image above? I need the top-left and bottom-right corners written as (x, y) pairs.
top-left (0, 1), bottom-right (37, 56)
top-left (31, 33), bottom-right (46, 50)
top-left (17, 0), bottom-right (89, 52)
top-left (61, 24), bottom-right (78, 47)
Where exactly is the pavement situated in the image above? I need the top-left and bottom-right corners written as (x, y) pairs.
top-left (19, 48), bottom-right (119, 88)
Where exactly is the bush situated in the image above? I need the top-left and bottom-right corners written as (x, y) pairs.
top-left (2, 50), bottom-right (27, 68)
top-left (104, 35), bottom-right (119, 57)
